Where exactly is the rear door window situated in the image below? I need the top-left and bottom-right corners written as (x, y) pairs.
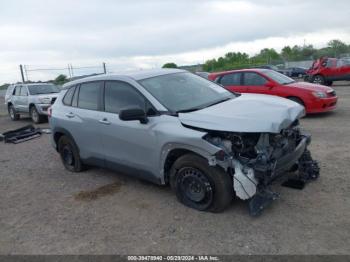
top-left (20, 86), bottom-right (28, 96)
top-left (78, 82), bottom-right (101, 110)
top-left (243, 73), bottom-right (267, 86)
top-left (219, 73), bottom-right (242, 86)
top-left (14, 86), bottom-right (21, 96)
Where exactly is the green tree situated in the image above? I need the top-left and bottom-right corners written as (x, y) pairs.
top-left (328, 39), bottom-right (348, 57)
top-left (281, 46), bottom-right (293, 61)
top-left (54, 74), bottom-right (69, 86)
top-left (162, 62), bottom-right (177, 68)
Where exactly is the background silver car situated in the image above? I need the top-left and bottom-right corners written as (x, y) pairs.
top-left (5, 83), bottom-right (60, 123)
top-left (49, 69), bottom-right (319, 215)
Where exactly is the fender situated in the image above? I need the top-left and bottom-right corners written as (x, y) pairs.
top-left (52, 126), bottom-right (79, 152)
top-left (159, 142), bottom-right (219, 183)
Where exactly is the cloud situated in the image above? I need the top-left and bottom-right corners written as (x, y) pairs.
top-left (0, 0), bottom-right (349, 82)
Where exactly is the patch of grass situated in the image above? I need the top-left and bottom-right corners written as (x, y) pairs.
top-left (74, 181), bottom-right (122, 201)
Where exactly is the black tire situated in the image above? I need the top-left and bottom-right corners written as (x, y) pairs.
top-left (288, 96), bottom-right (304, 106)
top-left (311, 74), bottom-right (325, 85)
top-left (325, 80), bottom-right (333, 86)
top-left (30, 106), bottom-right (46, 124)
top-left (58, 136), bottom-right (85, 172)
top-left (170, 154), bottom-right (233, 213)
top-left (8, 104), bottom-right (20, 121)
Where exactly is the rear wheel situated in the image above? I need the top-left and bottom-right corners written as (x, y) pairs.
top-left (30, 106), bottom-right (45, 124)
top-left (8, 105), bottom-right (20, 121)
top-left (170, 154), bottom-right (233, 212)
top-left (312, 74), bottom-right (325, 85)
top-left (58, 136), bottom-right (85, 172)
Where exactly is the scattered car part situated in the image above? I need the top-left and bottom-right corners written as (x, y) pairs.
top-left (1, 125), bottom-right (42, 144)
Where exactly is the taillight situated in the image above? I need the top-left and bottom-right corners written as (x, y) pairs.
top-left (48, 106), bottom-right (52, 117)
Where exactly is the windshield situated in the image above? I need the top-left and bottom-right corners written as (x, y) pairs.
top-left (28, 84), bottom-right (60, 95)
top-left (263, 70), bottom-right (295, 85)
top-left (139, 72), bottom-right (235, 113)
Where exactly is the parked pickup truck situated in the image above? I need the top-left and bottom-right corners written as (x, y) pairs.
top-left (5, 83), bottom-right (60, 123)
top-left (305, 57), bottom-right (350, 86)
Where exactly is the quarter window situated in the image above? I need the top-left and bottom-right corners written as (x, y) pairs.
top-left (63, 86), bottom-right (76, 106)
top-left (219, 73), bottom-right (241, 86)
top-left (78, 82), bottom-right (101, 110)
top-left (243, 73), bottom-right (267, 86)
top-left (104, 81), bottom-right (145, 114)
top-left (72, 85), bottom-right (79, 107)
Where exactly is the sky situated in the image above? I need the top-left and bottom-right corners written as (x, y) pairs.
top-left (0, 0), bottom-right (349, 83)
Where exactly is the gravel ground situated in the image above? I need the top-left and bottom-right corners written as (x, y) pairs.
top-left (0, 83), bottom-right (349, 255)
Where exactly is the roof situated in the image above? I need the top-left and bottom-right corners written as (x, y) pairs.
top-left (63, 68), bottom-right (186, 88)
top-left (13, 82), bottom-right (55, 86)
top-left (210, 68), bottom-right (270, 76)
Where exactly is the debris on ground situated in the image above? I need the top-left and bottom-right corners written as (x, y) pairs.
top-left (0, 125), bottom-right (52, 144)
top-left (0, 125), bottom-right (42, 144)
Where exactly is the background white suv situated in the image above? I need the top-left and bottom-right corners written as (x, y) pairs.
top-left (5, 83), bottom-right (60, 123)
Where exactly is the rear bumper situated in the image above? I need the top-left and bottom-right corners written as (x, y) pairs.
top-left (306, 97), bottom-right (337, 113)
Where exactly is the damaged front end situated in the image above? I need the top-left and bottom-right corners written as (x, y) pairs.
top-left (203, 120), bottom-right (320, 216)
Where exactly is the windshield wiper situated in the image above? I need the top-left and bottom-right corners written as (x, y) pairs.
top-left (282, 80), bottom-right (295, 85)
top-left (176, 97), bottom-right (232, 114)
top-left (205, 97), bottom-right (232, 108)
top-left (176, 107), bottom-right (202, 113)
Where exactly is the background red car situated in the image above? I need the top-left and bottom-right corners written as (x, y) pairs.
top-left (306, 57), bottom-right (350, 86)
top-left (208, 69), bottom-right (337, 114)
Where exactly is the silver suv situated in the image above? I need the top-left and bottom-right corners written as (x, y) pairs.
top-left (5, 83), bottom-right (60, 123)
top-left (50, 69), bottom-right (320, 215)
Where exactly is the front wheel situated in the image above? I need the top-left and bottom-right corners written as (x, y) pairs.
top-left (312, 74), bottom-right (325, 85)
top-left (30, 106), bottom-right (46, 124)
top-left (170, 154), bottom-right (233, 212)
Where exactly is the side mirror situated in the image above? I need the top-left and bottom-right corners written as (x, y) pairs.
top-left (119, 107), bottom-right (148, 124)
top-left (265, 81), bottom-right (275, 89)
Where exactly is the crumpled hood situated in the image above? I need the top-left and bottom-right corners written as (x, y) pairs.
top-left (179, 94), bottom-right (305, 133)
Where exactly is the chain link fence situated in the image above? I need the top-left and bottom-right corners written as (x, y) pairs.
top-left (20, 63), bottom-right (107, 83)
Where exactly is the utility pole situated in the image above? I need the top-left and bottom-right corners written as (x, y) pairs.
top-left (70, 64), bottom-right (74, 77)
top-left (67, 64), bottom-right (72, 78)
top-left (19, 64), bottom-right (25, 83)
top-left (102, 62), bottom-right (107, 74)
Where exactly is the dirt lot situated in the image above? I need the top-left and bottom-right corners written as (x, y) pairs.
top-left (0, 83), bottom-right (350, 255)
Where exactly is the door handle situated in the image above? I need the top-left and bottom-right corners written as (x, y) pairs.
top-left (99, 118), bottom-right (111, 125)
top-left (65, 112), bottom-right (75, 118)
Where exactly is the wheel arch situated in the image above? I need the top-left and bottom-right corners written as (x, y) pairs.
top-left (53, 127), bottom-right (79, 152)
top-left (161, 145), bottom-right (215, 185)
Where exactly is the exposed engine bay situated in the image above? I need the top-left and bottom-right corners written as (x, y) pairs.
top-left (203, 120), bottom-right (320, 216)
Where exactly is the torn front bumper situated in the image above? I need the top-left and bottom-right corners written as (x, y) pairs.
top-left (254, 135), bottom-right (309, 183)
top-left (229, 133), bottom-right (318, 216)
